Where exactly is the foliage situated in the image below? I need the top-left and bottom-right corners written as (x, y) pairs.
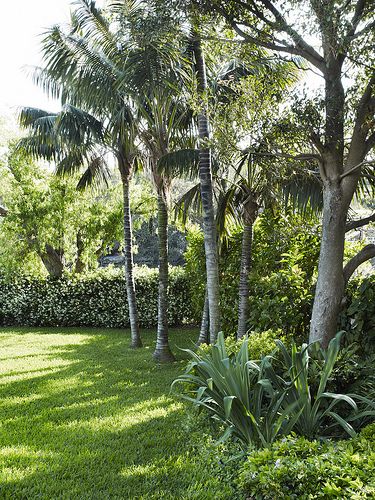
top-left (199, 329), bottom-right (285, 360)
top-left (0, 327), bottom-right (241, 499)
top-left (340, 275), bottom-right (375, 355)
top-left (173, 333), bottom-right (299, 448)
top-left (0, 267), bottom-right (198, 328)
top-left (0, 146), bottom-right (124, 277)
top-left (238, 424), bottom-right (375, 499)
top-left (174, 333), bottom-right (374, 447)
top-left (184, 211), bottom-right (320, 336)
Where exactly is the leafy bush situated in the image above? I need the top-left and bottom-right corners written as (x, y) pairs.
top-left (199, 329), bottom-right (285, 360)
top-left (340, 275), bottom-right (375, 355)
top-left (238, 423), bottom-right (375, 499)
top-left (0, 266), bottom-right (197, 328)
top-left (184, 211), bottom-right (320, 337)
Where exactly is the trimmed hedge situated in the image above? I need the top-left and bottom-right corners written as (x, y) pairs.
top-left (238, 424), bottom-right (375, 499)
top-left (0, 267), bottom-right (197, 328)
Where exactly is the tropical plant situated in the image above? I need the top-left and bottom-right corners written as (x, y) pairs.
top-left (173, 332), bottom-right (299, 448)
top-left (174, 332), bottom-right (375, 447)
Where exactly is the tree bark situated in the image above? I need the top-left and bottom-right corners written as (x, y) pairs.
top-left (309, 181), bottom-right (347, 347)
top-left (192, 31), bottom-right (221, 344)
top-left (121, 173), bottom-right (142, 348)
top-left (343, 244), bottom-right (375, 285)
top-left (237, 223), bottom-right (253, 339)
top-left (74, 230), bottom-right (85, 274)
top-left (197, 289), bottom-right (209, 345)
top-left (153, 190), bottom-right (175, 362)
top-left (39, 244), bottom-right (64, 278)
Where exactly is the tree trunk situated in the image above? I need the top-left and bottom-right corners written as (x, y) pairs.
top-left (309, 180), bottom-right (347, 348)
top-left (153, 190), bottom-right (175, 362)
top-left (197, 289), bottom-right (209, 345)
top-left (193, 31), bottom-right (221, 344)
top-left (74, 230), bottom-right (85, 274)
top-left (39, 244), bottom-right (64, 278)
top-left (122, 175), bottom-right (142, 348)
top-left (237, 223), bottom-right (253, 339)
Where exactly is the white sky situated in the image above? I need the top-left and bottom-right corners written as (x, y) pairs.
top-left (0, 1), bottom-right (73, 116)
top-left (0, 0), bottom-right (103, 120)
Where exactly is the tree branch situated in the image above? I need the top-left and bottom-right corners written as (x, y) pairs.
top-left (343, 243), bottom-right (375, 285)
top-left (346, 213), bottom-right (375, 232)
top-left (214, 3), bottom-right (326, 73)
top-left (340, 160), bottom-right (375, 179)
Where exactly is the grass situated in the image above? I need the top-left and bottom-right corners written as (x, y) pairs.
top-left (0, 327), bottom-right (239, 499)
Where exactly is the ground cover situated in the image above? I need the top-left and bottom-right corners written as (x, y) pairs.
top-left (0, 327), bottom-right (236, 499)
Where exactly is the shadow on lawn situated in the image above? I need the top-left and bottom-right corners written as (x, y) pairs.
top-left (0, 329), bottom-right (205, 499)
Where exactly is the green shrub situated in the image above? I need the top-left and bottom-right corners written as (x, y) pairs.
top-left (199, 329), bottom-right (285, 360)
top-left (238, 424), bottom-right (375, 499)
top-left (340, 275), bottom-right (375, 355)
top-left (173, 333), bottom-right (299, 448)
top-left (184, 211), bottom-right (320, 337)
top-left (0, 266), bottom-right (198, 328)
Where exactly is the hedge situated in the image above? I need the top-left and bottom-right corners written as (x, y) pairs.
top-left (0, 266), bottom-right (198, 328)
top-left (238, 423), bottom-right (375, 499)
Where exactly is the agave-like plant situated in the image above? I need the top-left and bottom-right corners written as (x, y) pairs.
top-left (172, 332), bottom-right (300, 448)
top-left (173, 332), bottom-right (375, 447)
top-left (274, 333), bottom-right (375, 439)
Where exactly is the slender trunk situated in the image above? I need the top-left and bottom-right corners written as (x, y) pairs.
top-left (74, 230), bottom-right (85, 274)
top-left (309, 180), bottom-right (347, 347)
top-left (237, 223), bottom-right (253, 339)
top-left (39, 244), bottom-right (64, 278)
top-left (122, 175), bottom-right (142, 348)
top-left (197, 289), bottom-right (209, 345)
top-left (193, 31), bottom-right (220, 344)
top-left (153, 190), bottom-right (175, 362)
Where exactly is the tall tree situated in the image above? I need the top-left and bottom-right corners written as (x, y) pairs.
top-left (194, 0), bottom-right (375, 347)
top-left (191, 30), bottom-right (222, 343)
top-left (24, 0), bottom-right (144, 347)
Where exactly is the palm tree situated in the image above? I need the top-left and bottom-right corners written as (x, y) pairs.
top-left (191, 30), bottom-right (221, 344)
top-left (20, 0), bottom-right (144, 348)
top-left (31, 0), bottom-right (195, 359)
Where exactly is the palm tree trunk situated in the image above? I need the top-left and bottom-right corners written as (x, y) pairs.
top-left (153, 189), bottom-right (175, 362)
top-left (121, 174), bottom-right (142, 348)
top-left (197, 289), bottom-right (209, 345)
top-left (192, 31), bottom-right (220, 344)
top-left (237, 224), bottom-right (253, 339)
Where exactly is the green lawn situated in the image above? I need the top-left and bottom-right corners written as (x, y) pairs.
top-left (0, 327), bottom-right (237, 499)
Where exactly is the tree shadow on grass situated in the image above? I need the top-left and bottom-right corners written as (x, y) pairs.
top-left (0, 328), bottom-right (211, 499)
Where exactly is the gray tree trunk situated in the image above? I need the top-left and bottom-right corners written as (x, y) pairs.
top-left (309, 181), bottom-right (347, 347)
top-left (39, 244), bottom-right (64, 278)
top-left (153, 190), bottom-right (175, 362)
top-left (193, 32), bottom-right (221, 344)
top-left (122, 174), bottom-right (142, 348)
top-left (197, 289), bottom-right (209, 345)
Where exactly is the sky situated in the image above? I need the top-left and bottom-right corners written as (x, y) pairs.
top-left (0, 0), bottom-right (75, 117)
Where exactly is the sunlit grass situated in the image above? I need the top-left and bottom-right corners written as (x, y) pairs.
top-left (0, 327), bottom-right (238, 499)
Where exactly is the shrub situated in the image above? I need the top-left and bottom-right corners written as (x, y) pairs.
top-left (340, 275), bottom-right (375, 355)
top-left (173, 333), bottom-right (298, 448)
top-left (184, 211), bottom-right (320, 337)
top-left (238, 423), bottom-right (375, 499)
top-left (0, 266), bottom-right (198, 328)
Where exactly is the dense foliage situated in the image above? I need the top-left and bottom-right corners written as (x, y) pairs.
top-left (174, 332), bottom-right (375, 446)
top-left (238, 423), bottom-right (375, 499)
top-left (185, 211), bottom-right (320, 337)
top-left (0, 267), bottom-right (197, 328)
